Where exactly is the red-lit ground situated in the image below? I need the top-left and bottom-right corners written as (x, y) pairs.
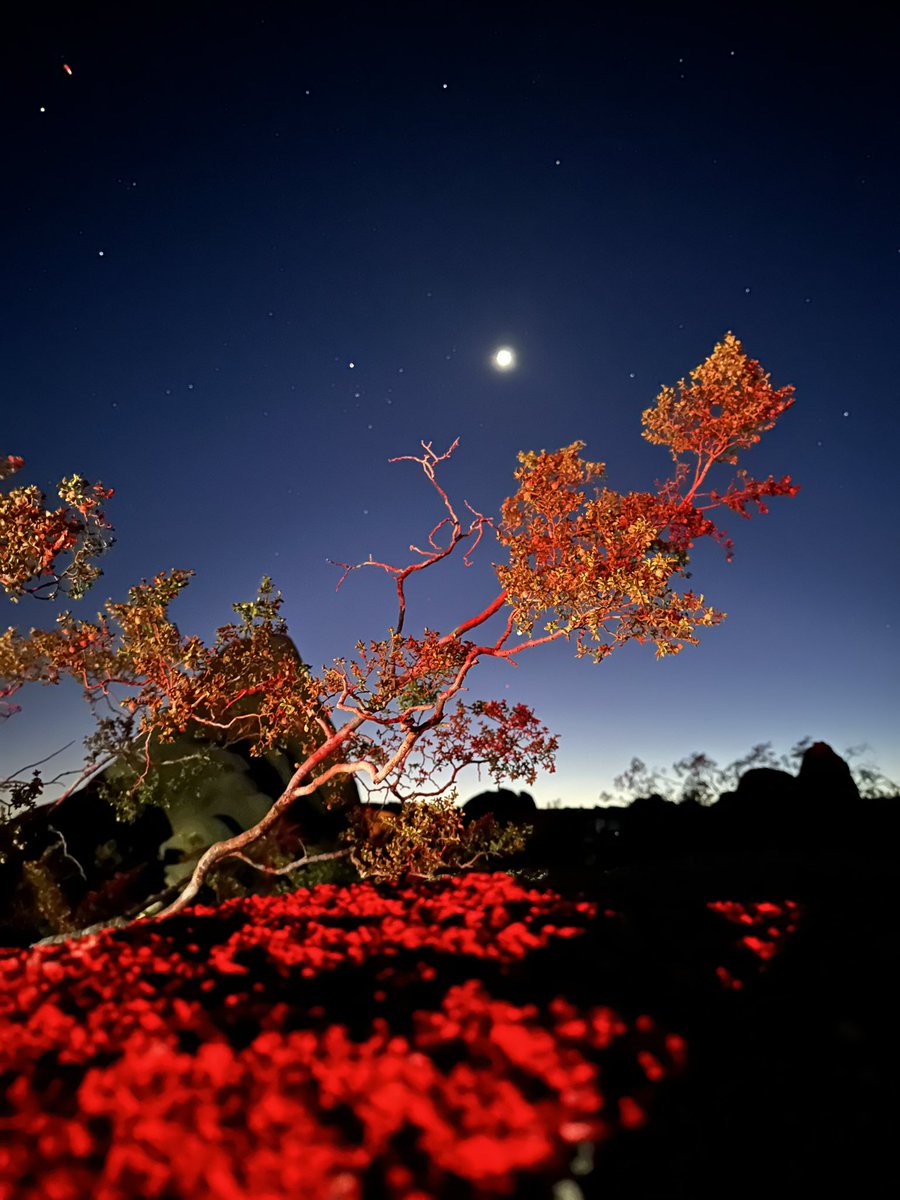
top-left (0, 862), bottom-right (893, 1198)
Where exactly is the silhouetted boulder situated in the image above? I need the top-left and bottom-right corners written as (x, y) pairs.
top-left (797, 741), bottom-right (860, 804)
top-left (624, 793), bottom-right (675, 817)
top-left (707, 746), bottom-right (862, 851)
top-left (719, 767), bottom-right (798, 807)
top-left (619, 793), bottom-right (686, 854)
top-left (461, 788), bottom-right (537, 826)
top-left (740, 767), bottom-right (797, 800)
top-left (705, 768), bottom-right (800, 850)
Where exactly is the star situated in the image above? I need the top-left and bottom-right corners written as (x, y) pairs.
top-left (492, 347), bottom-right (516, 370)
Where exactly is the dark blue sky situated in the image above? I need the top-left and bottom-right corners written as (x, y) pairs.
top-left (3, 2), bottom-right (898, 807)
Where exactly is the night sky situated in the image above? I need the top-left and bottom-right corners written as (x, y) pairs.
top-left (3, 2), bottom-right (898, 809)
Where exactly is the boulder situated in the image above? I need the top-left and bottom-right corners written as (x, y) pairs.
top-left (732, 767), bottom-right (799, 804)
top-left (461, 787), bottom-right (537, 826)
top-left (0, 633), bottom-right (359, 944)
top-left (623, 792), bottom-right (677, 818)
top-left (0, 785), bottom-right (172, 946)
top-left (620, 793), bottom-right (688, 855)
top-left (708, 768), bottom-right (801, 849)
top-left (797, 741), bottom-right (860, 804)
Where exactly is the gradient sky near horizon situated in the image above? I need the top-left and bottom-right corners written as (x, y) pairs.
top-left (3, 2), bottom-right (898, 809)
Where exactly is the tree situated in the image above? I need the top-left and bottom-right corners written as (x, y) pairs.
top-left (0, 453), bottom-right (115, 607)
top-left (0, 454), bottom-right (115, 815)
top-left (1, 332), bottom-right (798, 924)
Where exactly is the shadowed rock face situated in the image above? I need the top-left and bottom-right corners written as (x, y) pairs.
top-left (707, 768), bottom-right (800, 848)
top-left (0, 780), bottom-right (172, 947)
top-left (622, 793), bottom-right (679, 818)
top-left (461, 788), bottom-right (537, 826)
top-left (734, 767), bottom-right (799, 803)
top-left (711, 769), bottom-right (790, 805)
top-left (714, 745), bottom-right (860, 812)
top-left (798, 741), bottom-right (860, 803)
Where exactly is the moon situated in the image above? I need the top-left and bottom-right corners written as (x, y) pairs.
top-left (492, 346), bottom-right (516, 370)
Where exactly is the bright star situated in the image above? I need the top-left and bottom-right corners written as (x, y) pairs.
top-left (493, 347), bottom-right (515, 370)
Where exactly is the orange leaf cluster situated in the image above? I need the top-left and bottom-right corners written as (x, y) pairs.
top-left (0, 458), bottom-right (114, 604)
top-left (496, 332), bottom-right (798, 660)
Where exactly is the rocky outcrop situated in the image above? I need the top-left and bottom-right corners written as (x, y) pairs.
top-left (713, 744), bottom-right (861, 809)
top-left (715, 767), bottom-right (799, 809)
top-left (797, 741), bottom-right (861, 803)
top-left (0, 633), bottom-right (359, 945)
top-left (461, 788), bottom-right (537, 826)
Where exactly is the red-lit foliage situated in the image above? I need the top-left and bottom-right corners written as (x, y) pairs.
top-left (1, 332), bottom-right (798, 926)
top-left (0, 873), bottom-right (688, 1199)
top-left (0, 454), bottom-right (114, 606)
top-left (708, 899), bottom-right (804, 988)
